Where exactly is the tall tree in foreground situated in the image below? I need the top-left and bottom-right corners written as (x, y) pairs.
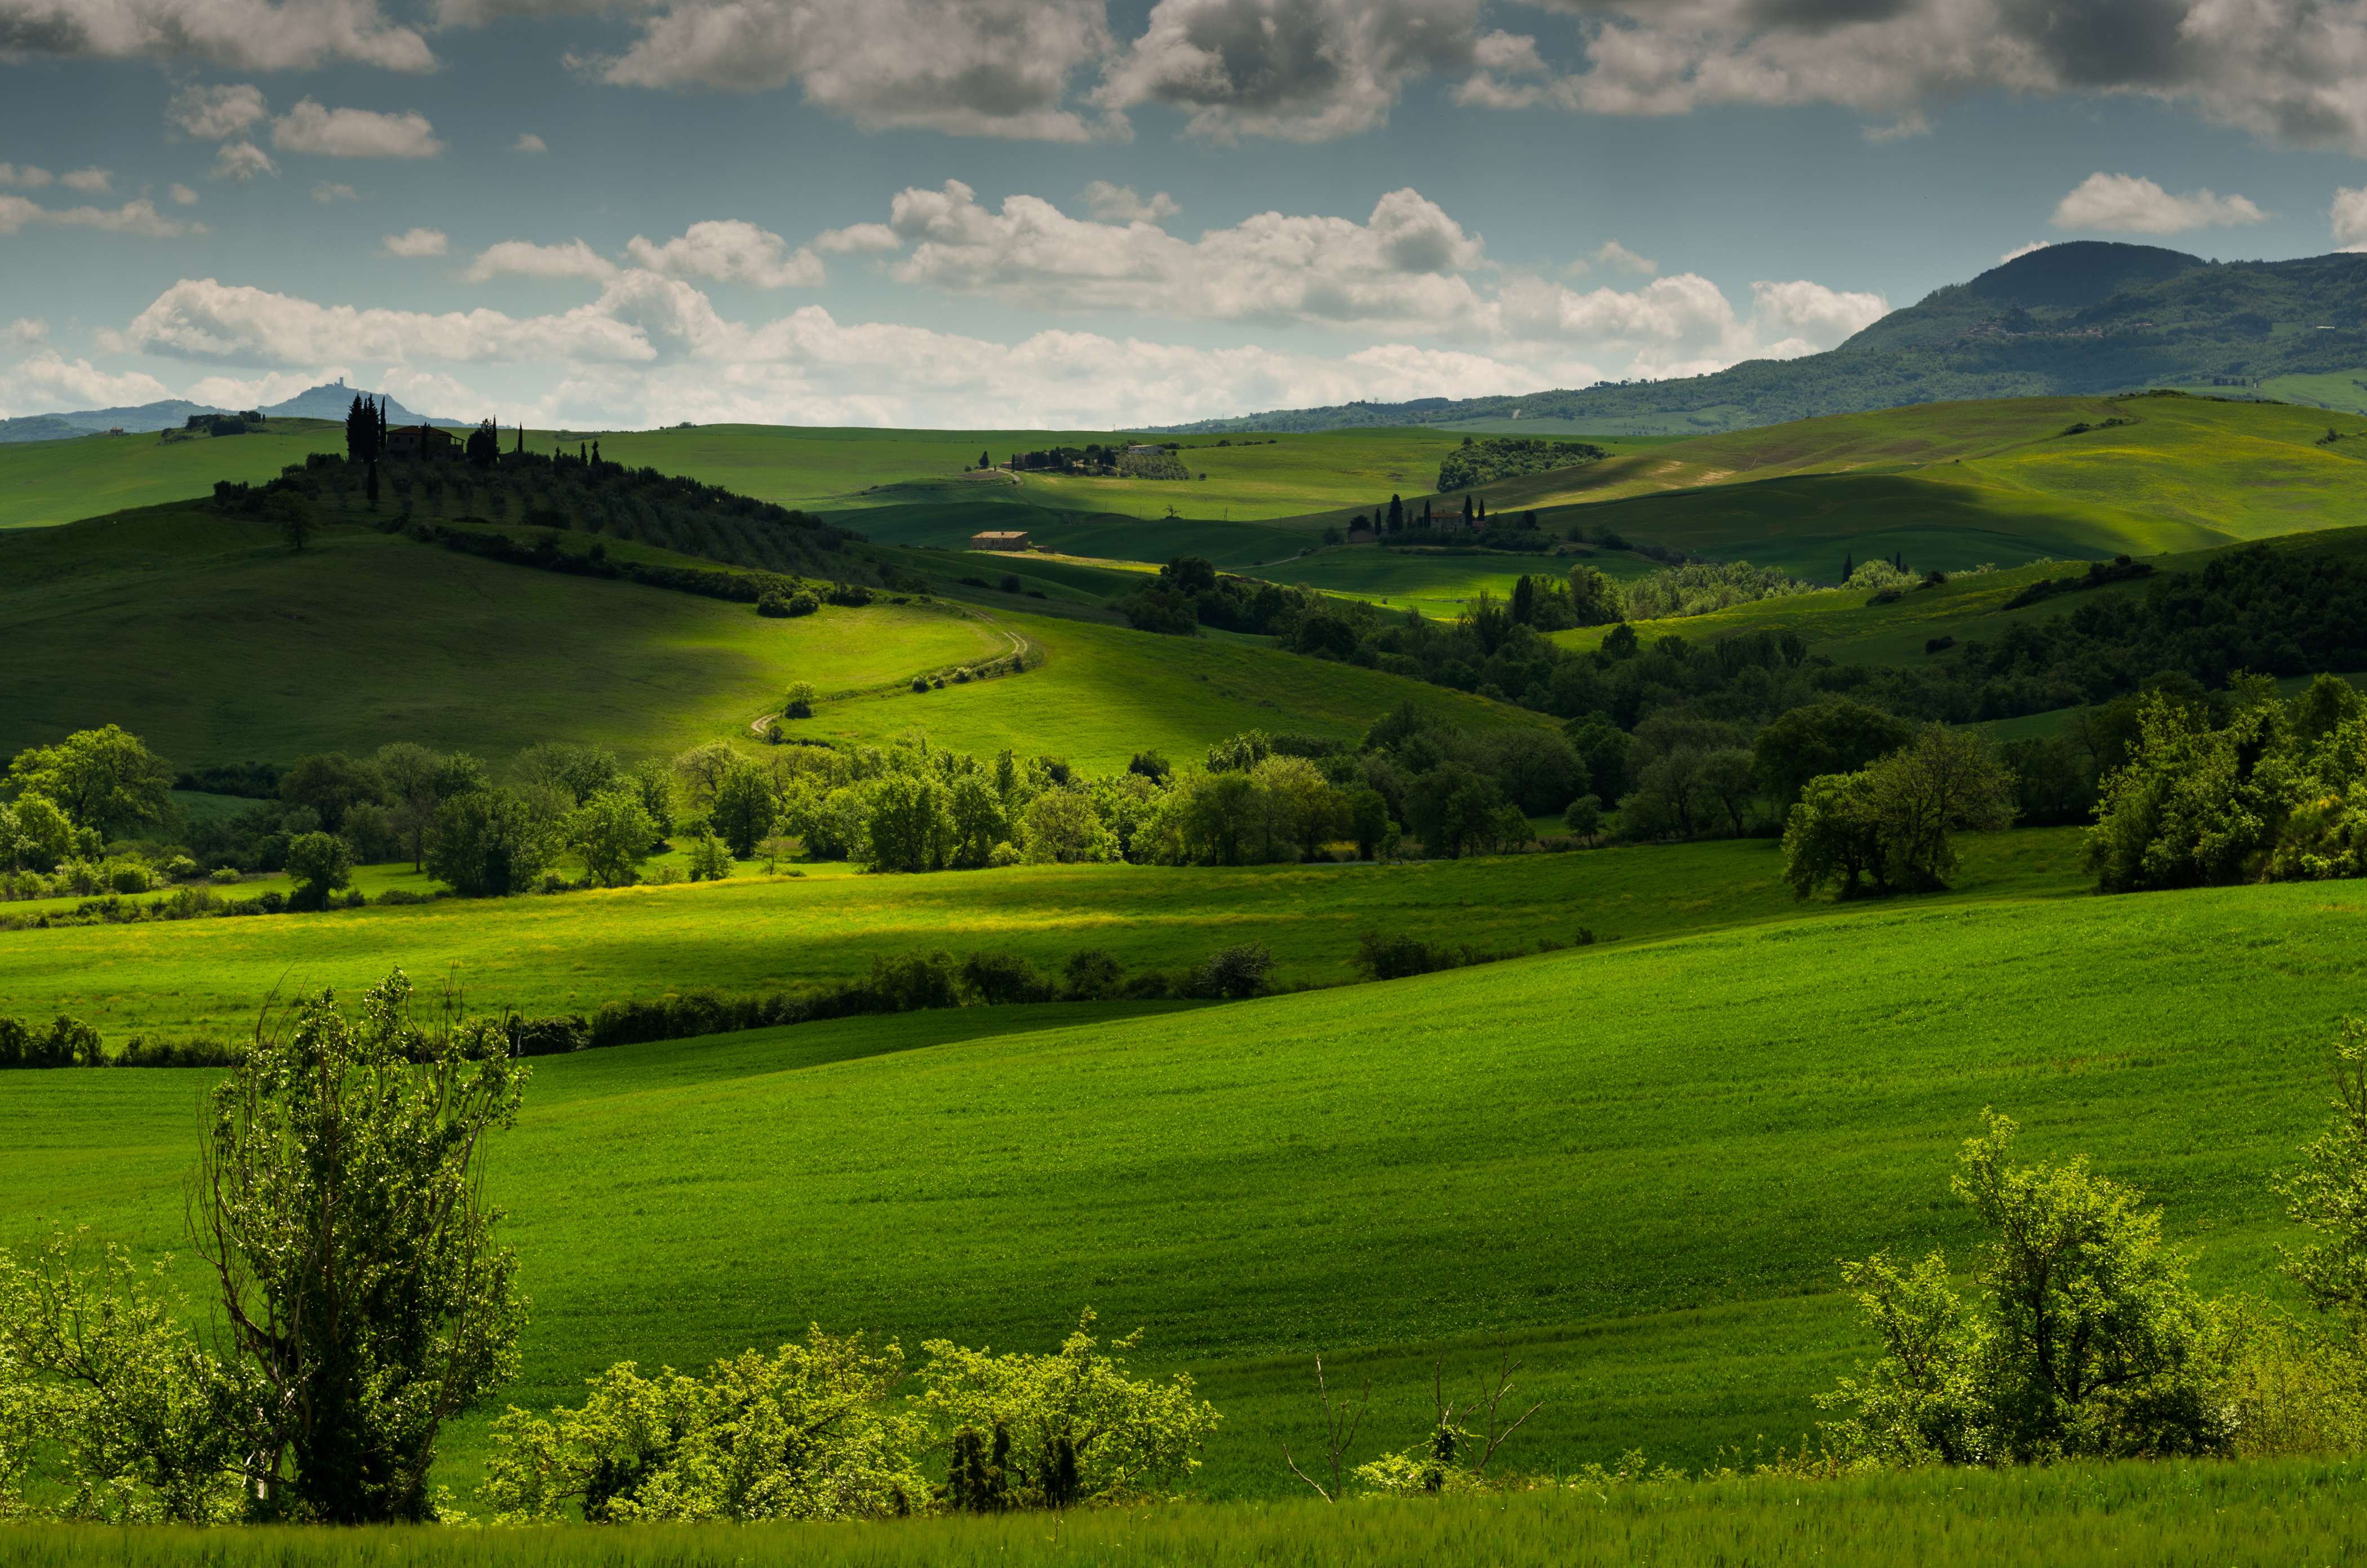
top-left (200, 971), bottom-right (529, 1521)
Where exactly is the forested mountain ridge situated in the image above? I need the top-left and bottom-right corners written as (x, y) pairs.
top-left (1156, 243), bottom-right (2367, 436)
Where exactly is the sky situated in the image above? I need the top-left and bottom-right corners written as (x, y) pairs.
top-left (6, 0), bottom-right (2367, 431)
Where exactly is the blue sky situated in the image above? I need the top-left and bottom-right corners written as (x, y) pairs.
top-left (5, 0), bottom-right (2367, 429)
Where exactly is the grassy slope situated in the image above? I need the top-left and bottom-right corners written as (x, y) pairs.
top-left (0, 505), bottom-right (1520, 771)
top-left (2, 871), bottom-right (2358, 1501)
top-left (0, 420), bottom-right (347, 531)
top-left (0, 830), bottom-right (2082, 1038)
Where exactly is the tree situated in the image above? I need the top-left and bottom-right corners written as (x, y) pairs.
top-left (2086, 687), bottom-right (2294, 893)
top-left (1019, 789), bottom-right (1109, 863)
top-left (672, 741), bottom-right (741, 808)
top-left (344, 394), bottom-right (376, 465)
top-left (783, 680), bottom-right (818, 720)
top-left (1, 793), bottom-right (75, 872)
top-left (1346, 786), bottom-right (1390, 861)
top-left (1781, 771), bottom-right (1886, 899)
top-left (567, 789), bottom-right (659, 887)
top-left (425, 787), bottom-right (551, 896)
top-left (1566, 565), bottom-right (1623, 626)
top-left (466, 419), bottom-right (498, 467)
top-left (1386, 494), bottom-right (1404, 530)
top-left (865, 772), bottom-right (952, 873)
top-left (510, 742), bottom-right (622, 808)
top-left (1406, 763), bottom-right (1501, 858)
top-left (710, 764), bottom-right (777, 858)
top-left (199, 970), bottom-right (528, 1521)
top-left (2276, 1016), bottom-right (2367, 1323)
top-left (1510, 574), bottom-right (1536, 626)
top-left (6, 725), bottom-right (172, 840)
top-left (282, 832), bottom-right (352, 912)
top-left (373, 743), bottom-right (444, 870)
top-left (1562, 712), bottom-right (1631, 800)
top-left (1696, 747), bottom-right (1761, 835)
top-left (266, 490), bottom-right (318, 551)
top-left (281, 752), bottom-right (386, 833)
top-left (1863, 725), bottom-right (2017, 891)
top-left (1471, 729), bottom-right (1584, 816)
top-left (1752, 699), bottom-right (1914, 809)
top-left (1821, 1112), bottom-right (2231, 1466)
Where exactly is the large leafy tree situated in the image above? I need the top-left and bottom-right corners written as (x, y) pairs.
top-left (710, 763), bottom-right (778, 858)
top-left (199, 971), bottom-right (528, 1522)
top-left (425, 787), bottom-right (551, 896)
top-left (6, 725), bottom-right (173, 840)
top-left (566, 789), bottom-right (659, 887)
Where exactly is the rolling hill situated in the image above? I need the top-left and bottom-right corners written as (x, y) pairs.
top-left (1155, 242), bottom-right (2367, 436)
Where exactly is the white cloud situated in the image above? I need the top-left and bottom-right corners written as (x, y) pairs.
top-left (2050, 172), bottom-right (2264, 234)
top-left (625, 220), bottom-right (825, 288)
top-left (60, 166), bottom-right (111, 193)
top-left (511, 132), bottom-right (547, 153)
top-left (2, 317), bottom-right (45, 346)
top-left (2332, 185), bottom-right (2367, 249)
top-left (118, 274), bottom-right (661, 364)
top-left (167, 83), bottom-right (267, 140)
top-left (382, 227), bottom-right (448, 257)
top-left (272, 100), bottom-right (442, 159)
top-left (882, 179), bottom-right (1492, 333)
top-left (1750, 279), bottom-right (1889, 346)
top-left (169, 183), bottom-right (200, 205)
top-left (0, 194), bottom-right (198, 237)
top-left (814, 222), bottom-right (899, 254)
top-left (0, 0), bottom-right (433, 70)
top-left (312, 180), bottom-right (360, 202)
top-left (1081, 180), bottom-right (1178, 223)
top-left (464, 238), bottom-right (619, 283)
top-left (0, 349), bottom-right (171, 417)
top-left (566, 0), bottom-right (1119, 141)
top-left (181, 367), bottom-right (337, 407)
top-left (1998, 240), bottom-right (2050, 264)
top-left (1590, 240), bottom-right (1655, 276)
top-left (0, 163), bottom-right (53, 187)
top-left (211, 142), bottom-right (277, 182)
top-left (1096, 0), bottom-right (1482, 141)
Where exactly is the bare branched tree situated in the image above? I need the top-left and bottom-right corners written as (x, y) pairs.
top-left (1283, 1354), bottom-right (1368, 1503)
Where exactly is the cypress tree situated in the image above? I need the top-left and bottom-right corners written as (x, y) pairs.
top-left (1842, 551), bottom-right (1852, 582)
top-left (1512, 574), bottom-right (1535, 625)
top-left (1387, 493), bottom-right (1403, 531)
top-left (1461, 493), bottom-right (1474, 525)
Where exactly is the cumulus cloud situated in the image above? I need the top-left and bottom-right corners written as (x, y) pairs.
top-left (1081, 180), bottom-right (1178, 222)
top-left (60, 166), bottom-right (110, 193)
top-left (464, 238), bottom-right (619, 283)
top-left (119, 274), bottom-right (661, 364)
top-left (0, 349), bottom-right (171, 417)
top-left (814, 222), bottom-right (900, 254)
top-left (1096, 0), bottom-right (1482, 140)
top-left (182, 367), bottom-right (343, 407)
top-left (565, 0), bottom-right (1119, 141)
top-left (511, 132), bottom-right (547, 153)
top-left (211, 142), bottom-right (277, 181)
top-left (170, 183), bottom-right (200, 205)
top-left (2331, 185), bottom-right (2367, 249)
top-left (625, 220), bottom-right (825, 288)
top-left (1752, 279), bottom-right (1889, 344)
top-left (0, 0), bottom-right (433, 71)
top-left (382, 226), bottom-right (448, 257)
top-left (1589, 240), bottom-right (1655, 275)
top-left (2050, 171), bottom-right (2264, 234)
top-left (272, 100), bottom-right (442, 158)
top-left (1998, 240), bottom-right (2050, 263)
top-left (167, 82), bottom-right (267, 140)
top-left (0, 163), bottom-right (52, 187)
top-left (0, 194), bottom-right (198, 237)
top-left (879, 179), bottom-right (1491, 332)
top-left (2, 317), bottom-right (45, 346)
top-left (312, 180), bottom-right (359, 202)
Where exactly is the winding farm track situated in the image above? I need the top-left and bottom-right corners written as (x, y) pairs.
top-left (746, 601), bottom-right (1028, 738)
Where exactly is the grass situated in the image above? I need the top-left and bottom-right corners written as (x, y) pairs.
top-left (0, 504), bottom-right (1519, 772)
top-left (0, 829), bottom-right (2085, 1039)
top-left (10, 1461), bottom-right (2367, 1563)
top-left (0, 420), bottom-right (348, 532)
top-left (1, 867), bottom-right (2360, 1503)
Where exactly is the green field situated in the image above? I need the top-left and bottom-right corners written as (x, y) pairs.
top-left (0, 504), bottom-right (1527, 771)
top-left (10, 1461), bottom-right (2367, 1566)
top-left (0, 419), bottom-right (348, 531)
top-left (2, 869), bottom-right (2359, 1502)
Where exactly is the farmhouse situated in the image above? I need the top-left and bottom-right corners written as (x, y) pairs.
top-left (385, 424), bottom-right (458, 461)
top-left (970, 531), bottom-right (1032, 551)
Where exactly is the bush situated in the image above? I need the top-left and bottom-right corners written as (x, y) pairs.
top-left (1354, 932), bottom-right (1456, 981)
top-left (1563, 794), bottom-right (1603, 836)
top-left (209, 866), bottom-right (243, 885)
top-left (375, 888), bottom-right (428, 906)
top-left (1063, 949), bottom-right (1125, 1000)
top-left (1119, 971), bottom-right (1173, 1000)
top-left (506, 1015), bottom-right (589, 1057)
top-left (787, 591), bottom-right (819, 617)
top-left (783, 680), bottom-right (818, 719)
top-left (869, 950), bottom-right (960, 1012)
top-left (999, 574), bottom-right (1022, 593)
top-left (108, 863), bottom-right (149, 894)
top-left (959, 951), bottom-right (1052, 1006)
top-left (910, 676), bottom-right (931, 694)
top-left (1199, 942), bottom-right (1275, 999)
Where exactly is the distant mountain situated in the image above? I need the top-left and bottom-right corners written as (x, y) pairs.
top-left (1151, 242), bottom-right (2367, 436)
top-left (0, 380), bottom-right (468, 445)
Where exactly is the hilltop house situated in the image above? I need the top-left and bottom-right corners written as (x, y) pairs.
top-left (970, 530), bottom-right (1032, 551)
top-left (385, 423), bottom-right (458, 461)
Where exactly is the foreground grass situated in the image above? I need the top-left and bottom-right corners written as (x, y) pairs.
top-left (11, 1461), bottom-right (2367, 1565)
top-left (3, 869), bottom-right (2357, 1501)
top-left (0, 830), bottom-right (2085, 1039)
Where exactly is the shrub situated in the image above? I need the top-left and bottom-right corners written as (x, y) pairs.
top-left (960, 951), bottom-right (1053, 1006)
top-left (868, 950), bottom-right (960, 1012)
top-left (823, 584), bottom-right (871, 608)
top-left (108, 862), bottom-right (149, 895)
top-left (1119, 971), bottom-right (1173, 1000)
top-left (1199, 942), bottom-right (1276, 1000)
top-left (987, 841), bottom-right (1022, 867)
top-left (783, 680), bottom-right (818, 719)
top-left (1354, 932), bottom-right (1456, 981)
top-left (756, 591), bottom-right (793, 617)
top-left (787, 591), bottom-right (819, 616)
top-left (1062, 949), bottom-right (1125, 1000)
top-left (910, 676), bottom-right (931, 694)
top-left (506, 1015), bottom-right (589, 1057)
top-left (999, 574), bottom-right (1022, 593)
top-left (375, 888), bottom-right (428, 906)
top-left (209, 866), bottom-right (242, 885)
top-left (1563, 794), bottom-right (1603, 836)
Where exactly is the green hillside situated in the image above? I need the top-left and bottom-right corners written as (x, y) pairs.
top-left (0, 503), bottom-right (1526, 772)
top-left (0, 419), bottom-right (347, 531)
top-left (2, 873), bottom-right (2356, 1500)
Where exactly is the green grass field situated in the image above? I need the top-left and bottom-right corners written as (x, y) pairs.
top-left (0, 504), bottom-right (1528, 772)
top-left (9, 1461), bottom-right (2367, 1566)
top-left (0, 420), bottom-right (349, 531)
top-left (1, 867), bottom-right (2359, 1504)
top-left (0, 829), bottom-right (2084, 1038)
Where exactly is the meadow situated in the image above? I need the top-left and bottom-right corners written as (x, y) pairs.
top-left (10, 1462), bottom-right (2367, 1567)
top-left (0, 419), bottom-right (348, 531)
top-left (2, 870), bottom-right (2359, 1503)
top-left (0, 504), bottom-right (1522, 770)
